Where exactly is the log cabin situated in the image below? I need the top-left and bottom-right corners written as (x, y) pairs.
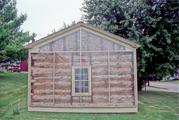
top-left (26, 22), bottom-right (140, 113)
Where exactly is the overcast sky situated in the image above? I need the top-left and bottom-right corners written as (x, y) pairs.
top-left (16, 0), bottom-right (84, 39)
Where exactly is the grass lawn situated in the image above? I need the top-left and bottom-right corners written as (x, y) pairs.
top-left (0, 72), bottom-right (179, 120)
top-left (162, 80), bottom-right (179, 84)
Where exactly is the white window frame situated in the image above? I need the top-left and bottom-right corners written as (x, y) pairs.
top-left (72, 66), bottom-right (91, 96)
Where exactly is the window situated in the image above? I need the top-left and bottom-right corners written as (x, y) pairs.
top-left (72, 66), bottom-right (91, 96)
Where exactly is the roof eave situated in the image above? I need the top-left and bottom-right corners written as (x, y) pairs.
top-left (24, 22), bottom-right (140, 49)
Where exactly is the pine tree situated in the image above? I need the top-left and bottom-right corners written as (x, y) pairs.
top-left (0, 0), bottom-right (32, 62)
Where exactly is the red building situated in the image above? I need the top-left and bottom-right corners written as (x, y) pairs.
top-left (20, 60), bottom-right (28, 71)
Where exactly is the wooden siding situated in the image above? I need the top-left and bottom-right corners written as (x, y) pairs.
top-left (39, 29), bottom-right (128, 52)
top-left (30, 51), bottom-right (135, 108)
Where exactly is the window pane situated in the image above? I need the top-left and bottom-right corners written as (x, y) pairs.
top-left (82, 68), bottom-right (88, 75)
top-left (74, 67), bottom-right (89, 94)
top-left (75, 75), bottom-right (88, 80)
top-left (75, 81), bottom-right (81, 93)
top-left (82, 81), bottom-right (88, 87)
top-left (75, 69), bottom-right (81, 75)
top-left (75, 87), bottom-right (80, 92)
top-left (75, 81), bottom-right (81, 88)
top-left (82, 87), bottom-right (88, 93)
top-left (75, 75), bottom-right (80, 80)
top-left (82, 75), bottom-right (88, 80)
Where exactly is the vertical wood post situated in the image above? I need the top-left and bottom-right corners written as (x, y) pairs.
top-left (133, 50), bottom-right (138, 107)
top-left (52, 52), bottom-right (56, 105)
top-left (107, 50), bottom-right (111, 102)
top-left (79, 28), bottom-right (82, 103)
top-left (71, 53), bottom-right (74, 105)
top-left (28, 51), bottom-right (31, 108)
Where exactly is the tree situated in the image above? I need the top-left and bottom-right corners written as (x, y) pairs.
top-left (82, 0), bottom-right (179, 90)
top-left (0, 0), bottom-right (33, 62)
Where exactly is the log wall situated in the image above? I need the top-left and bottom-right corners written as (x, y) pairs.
top-left (30, 51), bottom-right (135, 108)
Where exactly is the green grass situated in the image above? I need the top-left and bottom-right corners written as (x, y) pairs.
top-left (0, 72), bottom-right (179, 120)
top-left (162, 80), bottom-right (179, 84)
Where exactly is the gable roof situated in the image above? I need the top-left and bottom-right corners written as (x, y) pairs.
top-left (25, 22), bottom-right (140, 49)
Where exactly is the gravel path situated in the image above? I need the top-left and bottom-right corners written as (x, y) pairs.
top-left (143, 81), bottom-right (179, 93)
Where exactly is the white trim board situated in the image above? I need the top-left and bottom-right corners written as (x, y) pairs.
top-left (28, 107), bottom-right (138, 113)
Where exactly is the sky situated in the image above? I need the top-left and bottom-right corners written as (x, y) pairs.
top-left (16, 0), bottom-right (84, 39)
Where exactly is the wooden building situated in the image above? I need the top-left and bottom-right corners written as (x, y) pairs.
top-left (26, 22), bottom-right (140, 113)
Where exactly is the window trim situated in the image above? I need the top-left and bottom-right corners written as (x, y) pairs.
top-left (72, 66), bottom-right (91, 96)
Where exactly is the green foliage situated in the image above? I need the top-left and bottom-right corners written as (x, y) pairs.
top-left (0, 0), bottom-right (33, 62)
top-left (82, 0), bottom-right (179, 84)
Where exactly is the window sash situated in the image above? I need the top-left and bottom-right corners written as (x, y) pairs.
top-left (72, 66), bottom-right (91, 96)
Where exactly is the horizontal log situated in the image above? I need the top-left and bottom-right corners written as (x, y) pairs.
top-left (30, 102), bottom-right (134, 107)
top-left (53, 103), bottom-right (134, 107)
top-left (31, 102), bottom-right (54, 107)
top-left (92, 81), bottom-right (133, 87)
top-left (54, 95), bottom-right (71, 99)
top-left (93, 95), bottom-right (134, 99)
top-left (92, 87), bottom-right (133, 92)
top-left (92, 75), bottom-right (108, 79)
top-left (110, 83), bottom-right (133, 88)
top-left (55, 58), bottom-right (71, 63)
top-left (92, 71), bottom-right (108, 75)
top-left (32, 81), bottom-right (71, 87)
top-left (32, 76), bottom-right (71, 81)
top-left (55, 99), bottom-right (71, 103)
top-left (31, 73), bottom-right (53, 78)
top-left (33, 89), bottom-right (53, 94)
top-left (31, 79), bottom-right (52, 83)
top-left (110, 99), bottom-right (134, 104)
top-left (33, 62), bottom-right (53, 68)
top-left (92, 83), bottom-right (108, 88)
top-left (110, 74), bottom-right (133, 81)
top-left (55, 81), bottom-right (71, 85)
top-left (32, 64), bottom-right (71, 69)
top-left (93, 90), bottom-right (133, 96)
top-left (54, 91), bottom-right (71, 95)
top-left (91, 77), bottom-right (108, 82)
top-left (54, 85), bottom-right (70, 90)
top-left (110, 62), bottom-right (133, 67)
top-left (72, 63), bottom-right (91, 66)
top-left (31, 73), bottom-right (72, 78)
top-left (32, 98), bottom-right (53, 103)
top-left (92, 74), bottom-right (133, 80)
top-left (53, 77), bottom-right (71, 81)
top-left (32, 95), bottom-right (54, 100)
top-left (110, 71), bottom-right (133, 75)
top-left (31, 67), bottom-right (71, 73)
top-left (31, 69), bottom-right (53, 75)
top-left (92, 82), bottom-right (133, 88)
top-left (55, 72), bottom-right (71, 76)
top-left (32, 54), bottom-right (53, 61)
top-left (91, 63), bottom-right (132, 68)
top-left (32, 95), bottom-right (134, 103)
top-left (54, 64), bottom-right (71, 69)
top-left (33, 82), bottom-right (53, 86)
top-left (32, 95), bottom-right (71, 100)
top-left (111, 67), bottom-right (132, 72)
top-left (31, 86), bottom-right (52, 91)
top-left (32, 79), bottom-right (70, 83)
